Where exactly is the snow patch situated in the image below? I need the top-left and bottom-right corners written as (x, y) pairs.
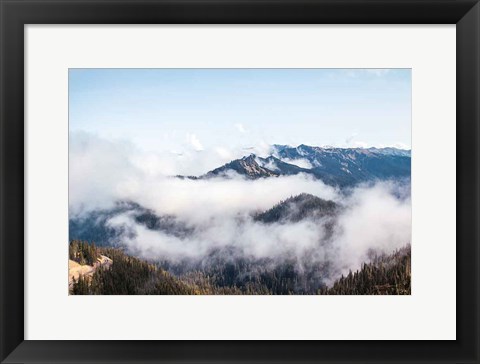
top-left (282, 158), bottom-right (313, 169)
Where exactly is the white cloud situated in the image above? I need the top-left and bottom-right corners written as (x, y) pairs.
top-left (214, 147), bottom-right (233, 160)
top-left (125, 173), bottom-right (339, 225)
top-left (256, 157), bottom-right (279, 171)
top-left (234, 123), bottom-right (247, 134)
top-left (69, 131), bottom-right (141, 213)
top-left (352, 141), bottom-right (369, 148)
top-left (345, 133), bottom-right (358, 145)
top-left (328, 181), bottom-right (411, 282)
top-left (186, 133), bottom-right (204, 151)
top-left (69, 132), bottom-right (338, 216)
top-left (281, 158), bottom-right (313, 169)
top-left (102, 179), bottom-right (410, 284)
top-left (391, 142), bottom-right (411, 150)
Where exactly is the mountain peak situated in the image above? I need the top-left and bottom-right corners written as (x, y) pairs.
top-left (203, 154), bottom-right (278, 179)
top-left (241, 154), bottom-right (257, 163)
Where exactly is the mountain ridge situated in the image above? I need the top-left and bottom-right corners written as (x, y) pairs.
top-left (182, 145), bottom-right (411, 187)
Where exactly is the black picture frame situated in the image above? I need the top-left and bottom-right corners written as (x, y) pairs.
top-left (1, 0), bottom-right (479, 363)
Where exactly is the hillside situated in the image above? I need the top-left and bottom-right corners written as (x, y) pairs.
top-left (321, 246), bottom-right (411, 295)
top-left (69, 201), bottom-right (191, 247)
top-left (69, 240), bottom-right (199, 295)
top-left (254, 193), bottom-right (338, 223)
top-left (70, 240), bottom-right (411, 295)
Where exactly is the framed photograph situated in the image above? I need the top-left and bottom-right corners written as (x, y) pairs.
top-left (1, 0), bottom-right (479, 363)
top-left (67, 67), bottom-right (413, 297)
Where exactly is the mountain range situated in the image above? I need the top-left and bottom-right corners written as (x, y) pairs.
top-left (182, 145), bottom-right (411, 187)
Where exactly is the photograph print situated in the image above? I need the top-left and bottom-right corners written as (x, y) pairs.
top-left (69, 68), bottom-right (411, 295)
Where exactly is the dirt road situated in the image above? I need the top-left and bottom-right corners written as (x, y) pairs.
top-left (68, 255), bottom-right (113, 289)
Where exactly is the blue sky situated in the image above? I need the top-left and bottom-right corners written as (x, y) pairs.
top-left (69, 69), bottom-right (411, 153)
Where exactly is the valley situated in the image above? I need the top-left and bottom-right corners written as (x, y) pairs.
top-left (69, 145), bottom-right (411, 295)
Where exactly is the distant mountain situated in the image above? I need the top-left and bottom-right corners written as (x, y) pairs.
top-left (204, 154), bottom-right (279, 179)
top-left (194, 145), bottom-right (411, 187)
top-left (274, 144), bottom-right (411, 158)
top-left (273, 144), bottom-right (411, 186)
top-left (254, 193), bottom-right (338, 224)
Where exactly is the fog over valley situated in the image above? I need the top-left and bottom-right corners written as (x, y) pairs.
top-left (69, 131), bottom-right (411, 293)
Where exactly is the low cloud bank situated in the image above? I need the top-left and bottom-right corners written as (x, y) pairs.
top-left (69, 131), bottom-right (338, 217)
top-left (104, 180), bottom-right (410, 282)
top-left (70, 132), bottom-right (411, 284)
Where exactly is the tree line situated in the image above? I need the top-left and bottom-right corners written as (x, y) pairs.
top-left (320, 246), bottom-right (411, 295)
top-left (70, 241), bottom-right (411, 295)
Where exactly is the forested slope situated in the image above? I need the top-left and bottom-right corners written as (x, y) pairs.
top-left (70, 240), bottom-right (411, 295)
